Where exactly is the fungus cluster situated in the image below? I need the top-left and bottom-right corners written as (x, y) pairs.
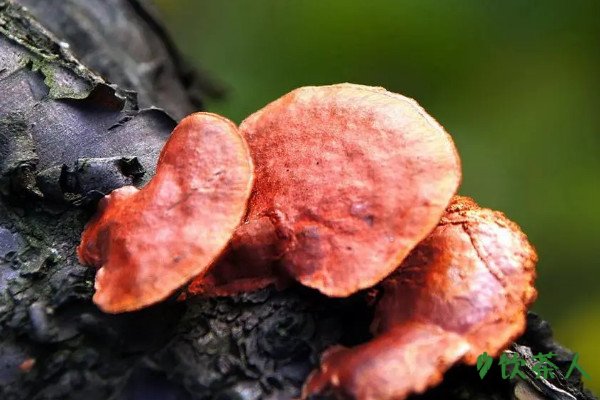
top-left (303, 196), bottom-right (537, 399)
top-left (78, 84), bottom-right (537, 399)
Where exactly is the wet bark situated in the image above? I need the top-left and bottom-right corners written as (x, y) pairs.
top-left (0, 1), bottom-right (595, 399)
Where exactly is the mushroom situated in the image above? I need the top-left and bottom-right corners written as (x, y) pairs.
top-left (303, 196), bottom-right (538, 399)
top-left (77, 113), bottom-right (254, 313)
top-left (189, 83), bottom-right (461, 297)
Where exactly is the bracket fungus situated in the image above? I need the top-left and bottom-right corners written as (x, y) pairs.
top-left (73, 83), bottom-right (540, 398)
top-left (77, 113), bottom-right (254, 313)
top-left (303, 196), bottom-right (538, 399)
top-left (190, 83), bottom-right (461, 298)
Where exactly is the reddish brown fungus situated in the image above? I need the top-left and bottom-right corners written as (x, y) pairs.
top-left (215, 83), bottom-right (462, 297)
top-left (77, 113), bottom-right (254, 313)
top-left (187, 216), bottom-right (289, 297)
top-left (303, 196), bottom-right (537, 399)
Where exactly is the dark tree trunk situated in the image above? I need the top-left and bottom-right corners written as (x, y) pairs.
top-left (0, 1), bottom-right (595, 400)
top-left (15, 0), bottom-right (222, 120)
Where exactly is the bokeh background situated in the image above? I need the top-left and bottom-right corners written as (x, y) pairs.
top-left (155, 0), bottom-right (599, 391)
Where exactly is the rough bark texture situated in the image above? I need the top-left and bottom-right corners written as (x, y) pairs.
top-left (0, 1), bottom-right (595, 399)
top-left (15, 0), bottom-right (223, 120)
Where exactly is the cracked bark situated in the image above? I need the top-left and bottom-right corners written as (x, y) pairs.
top-left (0, 1), bottom-right (595, 399)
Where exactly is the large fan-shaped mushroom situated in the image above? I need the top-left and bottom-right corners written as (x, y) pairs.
top-left (190, 84), bottom-right (461, 297)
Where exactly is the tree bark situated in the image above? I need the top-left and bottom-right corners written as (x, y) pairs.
top-left (0, 1), bottom-right (595, 399)
top-left (15, 0), bottom-right (222, 120)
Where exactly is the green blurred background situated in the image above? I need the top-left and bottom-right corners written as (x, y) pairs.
top-left (155, 0), bottom-right (599, 391)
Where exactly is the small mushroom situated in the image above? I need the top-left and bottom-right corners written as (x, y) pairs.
top-left (77, 113), bottom-right (254, 313)
top-left (303, 196), bottom-right (537, 399)
top-left (190, 84), bottom-right (461, 297)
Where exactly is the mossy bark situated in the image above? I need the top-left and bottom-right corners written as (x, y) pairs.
top-left (0, 1), bottom-right (595, 399)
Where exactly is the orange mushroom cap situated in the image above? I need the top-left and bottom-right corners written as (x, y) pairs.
top-left (229, 83), bottom-right (461, 297)
top-left (303, 196), bottom-right (537, 399)
top-left (77, 113), bottom-right (254, 313)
